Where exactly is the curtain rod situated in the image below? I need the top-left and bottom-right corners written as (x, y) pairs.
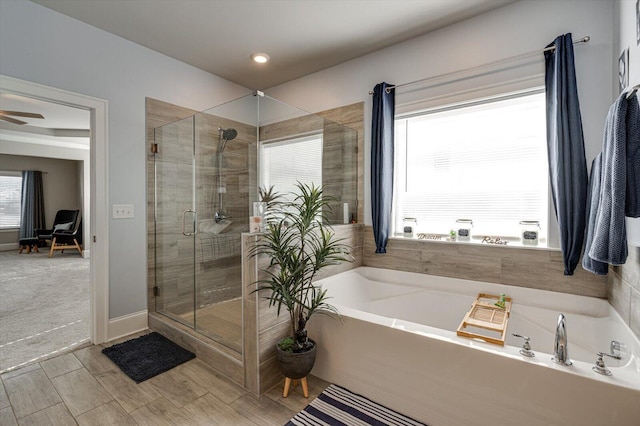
top-left (368, 36), bottom-right (591, 95)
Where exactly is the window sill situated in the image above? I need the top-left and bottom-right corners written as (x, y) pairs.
top-left (0, 228), bottom-right (20, 233)
top-left (389, 235), bottom-right (559, 251)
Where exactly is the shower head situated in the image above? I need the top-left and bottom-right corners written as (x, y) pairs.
top-left (220, 128), bottom-right (237, 141)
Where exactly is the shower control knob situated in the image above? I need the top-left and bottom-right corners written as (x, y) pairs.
top-left (512, 333), bottom-right (535, 357)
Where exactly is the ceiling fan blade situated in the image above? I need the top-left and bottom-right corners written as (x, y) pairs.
top-left (0, 110), bottom-right (45, 119)
top-left (0, 115), bottom-right (28, 125)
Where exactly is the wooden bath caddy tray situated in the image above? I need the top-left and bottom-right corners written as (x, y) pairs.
top-left (456, 293), bottom-right (512, 346)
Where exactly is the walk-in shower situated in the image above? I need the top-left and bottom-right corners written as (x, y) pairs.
top-left (148, 91), bottom-right (358, 390)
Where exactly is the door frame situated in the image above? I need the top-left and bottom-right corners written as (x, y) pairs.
top-left (0, 75), bottom-right (109, 344)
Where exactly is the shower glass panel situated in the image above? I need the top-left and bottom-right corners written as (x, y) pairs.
top-left (153, 115), bottom-right (197, 329)
top-left (153, 92), bottom-right (357, 355)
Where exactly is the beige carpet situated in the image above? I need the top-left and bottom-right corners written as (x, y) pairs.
top-left (0, 249), bottom-right (90, 373)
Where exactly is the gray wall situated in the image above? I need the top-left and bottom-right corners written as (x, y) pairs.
top-left (0, 0), bottom-right (250, 318)
top-left (0, 154), bottom-right (81, 246)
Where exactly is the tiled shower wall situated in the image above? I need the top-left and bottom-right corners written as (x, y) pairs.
top-left (146, 98), bottom-right (253, 318)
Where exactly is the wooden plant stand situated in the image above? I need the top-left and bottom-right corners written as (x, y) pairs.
top-left (457, 293), bottom-right (512, 346)
top-left (283, 376), bottom-right (309, 398)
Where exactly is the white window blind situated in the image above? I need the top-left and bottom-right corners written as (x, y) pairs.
top-left (260, 134), bottom-right (322, 199)
top-left (0, 173), bottom-right (22, 229)
top-left (393, 90), bottom-right (548, 242)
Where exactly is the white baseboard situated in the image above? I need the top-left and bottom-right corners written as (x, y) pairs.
top-left (108, 310), bottom-right (148, 341)
top-left (0, 243), bottom-right (19, 252)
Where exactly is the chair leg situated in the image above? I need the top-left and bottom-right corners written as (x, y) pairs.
top-left (74, 239), bottom-right (83, 255)
top-left (49, 238), bottom-right (56, 258)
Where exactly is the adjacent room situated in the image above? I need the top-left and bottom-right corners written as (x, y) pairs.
top-left (0, 0), bottom-right (638, 425)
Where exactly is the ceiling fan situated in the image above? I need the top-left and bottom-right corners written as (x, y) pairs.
top-left (0, 110), bottom-right (45, 125)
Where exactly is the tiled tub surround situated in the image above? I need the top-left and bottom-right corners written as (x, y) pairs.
top-left (309, 267), bottom-right (640, 425)
top-left (242, 224), bottom-right (364, 395)
top-left (609, 246), bottom-right (640, 339)
top-left (363, 226), bottom-right (608, 298)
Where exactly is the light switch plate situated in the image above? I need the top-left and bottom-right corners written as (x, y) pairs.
top-left (112, 204), bottom-right (134, 219)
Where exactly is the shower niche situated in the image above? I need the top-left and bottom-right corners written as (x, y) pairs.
top-left (147, 92), bottom-right (359, 389)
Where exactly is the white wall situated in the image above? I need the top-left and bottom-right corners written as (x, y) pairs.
top-left (266, 0), bottom-right (615, 226)
top-left (0, 0), bottom-right (251, 318)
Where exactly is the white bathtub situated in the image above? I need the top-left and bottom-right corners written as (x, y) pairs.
top-left (309, 267), bottom-right (640, 426)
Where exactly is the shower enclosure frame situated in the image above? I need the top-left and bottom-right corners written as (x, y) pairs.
top-left (145, 94), bottom-right (363, 394)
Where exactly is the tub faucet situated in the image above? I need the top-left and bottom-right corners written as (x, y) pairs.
top-left (552, 313), bottom-right (572, 366)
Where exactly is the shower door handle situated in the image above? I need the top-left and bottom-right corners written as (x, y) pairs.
top-left (182, 209), bottom-right (197, 236)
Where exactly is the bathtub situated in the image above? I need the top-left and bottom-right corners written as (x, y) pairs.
top-left (308, 267), bottom-right (640, 426)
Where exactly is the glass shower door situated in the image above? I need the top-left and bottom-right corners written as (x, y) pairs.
top-left (154, 116), bottom-right (196, 327)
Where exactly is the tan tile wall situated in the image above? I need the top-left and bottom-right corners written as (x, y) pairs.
top-left (362, 226), bottom-right (607, 298)
top-left (608, 246), bottom-right (640, 340)
top-left (259, 102), bottom-right (364, 224)
top-left (242, 224), bottom-right (363, 395)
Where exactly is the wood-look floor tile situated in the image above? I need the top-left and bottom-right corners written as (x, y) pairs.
top-left (94, 368), bottom-right (162, 413)
top-left (72, 347), bottom-right (115, 376)
top-left (75, 400), bottom-right (136, 426)
top-left (0, 406), bottom-right (17, 426)
top-left (147, 368), bottom-right (207, 408)
top-left (16, 402), bottom-right (76, 426)
top-left (181, 393), bottom-right (257, 425)
top-left (265, 375), bottom-right (329, 413)
top-left (41, 353), bottom-right (83, 379)
top-left (0, 380), bottom-right (9, 409)
top-left (51, 368), bottom-right (112, 417)
top-left (4, 369), bottom-right (61, 418)
top-left (229, 393), bottom-right (296, 426)
top-left (128, 396), bottom-right (193, 426)
top-left (0, 364), bottom-right (40, 381)
top-left (174, 359), bottom-right (247, 404)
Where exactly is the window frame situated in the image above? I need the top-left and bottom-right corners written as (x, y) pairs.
top-left (391, 87), bottom-right (554, 248)
top-left (0, 171), bottom-right (23, 230)
top-left (259, 132), bottom-right (324, 199)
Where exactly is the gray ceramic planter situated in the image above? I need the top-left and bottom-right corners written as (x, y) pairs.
top-left (276, 339), bottom-right (317, 379)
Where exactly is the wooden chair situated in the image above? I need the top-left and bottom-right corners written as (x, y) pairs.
top-left (36, 209), bottom-right (79, 246)
top-left (49, 219), bottom-right (83, 257)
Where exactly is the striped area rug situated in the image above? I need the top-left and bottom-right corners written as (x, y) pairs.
top-left (286, 384), bottom-right (427, 426)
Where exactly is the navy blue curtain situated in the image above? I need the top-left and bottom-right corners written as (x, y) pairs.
top-left (371, 82), bottom-right (395, 253)
top-left (19, 170), bottom-right (46, 240)
top-left (544, 34), bottom-right (588, 275)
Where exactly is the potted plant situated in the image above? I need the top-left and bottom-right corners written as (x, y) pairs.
top-left (251, 182), bottom-right (351, 381)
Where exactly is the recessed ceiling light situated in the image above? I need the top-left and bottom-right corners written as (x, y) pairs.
top-left (251, 53), bottom-right (270, 64)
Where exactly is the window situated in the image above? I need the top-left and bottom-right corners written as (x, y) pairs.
top-left (0, 172), bottom-right (22, 229)
top-left (260, 134), bottom-right (323, 199)
top-left (393, 89), bottom-right (548, 245)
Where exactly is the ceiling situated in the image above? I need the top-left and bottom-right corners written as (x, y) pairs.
top-left (0, 92), bottom-right (90, 150)
top-left (31, 0), bottom-right (517, 89)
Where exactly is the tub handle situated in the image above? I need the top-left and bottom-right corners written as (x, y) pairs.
top-left (610, 340), bottom-right (625, 358)
top-left (512, 333), bottom-right (535, 358)
top-left (592, 351), bottom-right (620, 376)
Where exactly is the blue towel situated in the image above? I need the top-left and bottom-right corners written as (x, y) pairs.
top-left (626, 94), bottom-right (640, 217)
top-left (584, 92), bottom-right (640, 270)
top-left (582, 155), bottom-right (608, 274)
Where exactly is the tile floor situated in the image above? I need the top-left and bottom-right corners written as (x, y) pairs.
top-left (0, 331), bottom-right (328, 425)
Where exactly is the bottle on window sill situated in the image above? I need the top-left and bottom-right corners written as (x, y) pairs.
top-left (402, 217), bottom-right (417, 238)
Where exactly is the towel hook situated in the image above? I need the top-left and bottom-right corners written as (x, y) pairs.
top-left (626, 84), bottom-right (639, 100)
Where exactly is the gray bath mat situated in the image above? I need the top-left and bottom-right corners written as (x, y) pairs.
top-left (102, 332), bottom-right (195, 383)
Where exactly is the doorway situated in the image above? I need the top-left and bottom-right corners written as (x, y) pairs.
top-left (0, 75), bottom-right (109, 372)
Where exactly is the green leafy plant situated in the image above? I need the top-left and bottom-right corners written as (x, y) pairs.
top-left (251, 182), bottom-right (352, 352)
